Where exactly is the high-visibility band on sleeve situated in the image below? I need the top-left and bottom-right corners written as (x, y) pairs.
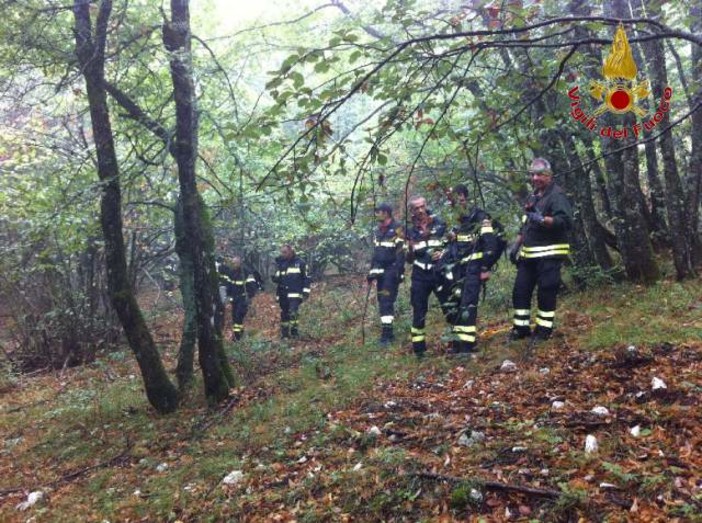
top-left (369, 268), bottom-right (385, 275)
top-left (395, 238), bottom-right (404, 244)
top-left (460, 252), bottom-right (484, 263)
top-left (234, 280), bottom-right (244, 285)
top-left (286, 267), bottom-right (302, 273)
top-left (413, 261), bottom-right (434, 270)
top-left (427, 239), bottom-right (443, 248)
top-left (375, 241), bottom-right (396, 248)
top-left (457, 234), bottom-right (476, 242)
top-left (246, 277), bottom-right (257, 283)
top-left (380, 315), bottom-right (394, 324)
top-left (287, 293), bottom-right (303, 298)
top-left (480, 226), bottom-right (494, 234)
top-left (413, 241), bottom-right (428, 250)
top-left (303, 288), bottom-right (311, 294)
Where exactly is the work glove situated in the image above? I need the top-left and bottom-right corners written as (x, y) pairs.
top-left (526, 210), bottom-right (545, 225)
top-left (508, 242), bottom-right (521, 265)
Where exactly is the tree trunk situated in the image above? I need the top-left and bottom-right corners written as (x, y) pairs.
top-left (73, 0), bottom-right (178, 413)
top-left (638, 0), bottom-right (696, 279)
top-left (687, 0), bottom-right (702, 264)
top-left (164, 0), bottom-right (233, 404)
top-left (174, 197), bottom-right (196, 390)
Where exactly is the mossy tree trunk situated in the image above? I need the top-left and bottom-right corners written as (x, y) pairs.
top-left (164, 0), bottom-right (234, 404)
top-left (73, 0), bottom-right (178, 413)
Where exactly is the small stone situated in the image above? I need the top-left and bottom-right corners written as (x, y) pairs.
top-left (352, 462), bottom-right (362, 471)
top-left (470, 488), bottom-right (483, 502)
top-left (591, 406), bottom-right (610, 416)
top-left (156, 462), bottom-right (168, 472)
top-left (512, 446), bottom-right (528, 453)
top-left (551, 401), bottom-right (565, 410)
top-left (500, 360), bottom-right (518, 373)
top-left (222, 470), bottom-right (244, 485)
top-left (629, 425), bottom-right (641, 437)
top-left (585, 434), bottom-right (598, 453)
top-left (651, 377), bottom-right (667, 390)
top-left (539, 367), bottom-right (550, 374)
top-left (368, 425), bottom-right (381, 436)
top-left (16, 491), bottom-right (45, 511)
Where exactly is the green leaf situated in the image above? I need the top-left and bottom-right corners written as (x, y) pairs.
top-left (314, 61), bottom-right (330, 74)
top-left (289, 71), bottom-right (304, 88)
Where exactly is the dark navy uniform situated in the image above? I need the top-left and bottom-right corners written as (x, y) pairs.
top-left (368, 218), bottom-right (405, 344)
top-left (272, 255), bottom-right (311, 338)
top-left (441, 208), bottom-right (499, 352)
top-left (512, 182), bottom-right (573, 339)
top-left (407, 211), bottom-right (447, 356)
top-left (218, 265), bottom-right (258, 340)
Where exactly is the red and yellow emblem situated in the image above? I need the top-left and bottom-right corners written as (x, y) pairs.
top-left (589, 24), bottom-right (649, 117)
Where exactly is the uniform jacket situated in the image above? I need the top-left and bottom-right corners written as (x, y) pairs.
top-left (447, 207), bottom-right (499, 270)
top-left (520, 182), bottom-right (573, 259)
top-left (218, 264), bottom-right (258, 301)
top-left (406, 210), bottom-right (447, 273)
top-left (272, 255), bottom-right (311, 299)
top-left (369, 218), bottom-right (405, 280)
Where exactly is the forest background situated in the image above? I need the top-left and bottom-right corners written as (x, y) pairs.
top-left (0, 0), bottom-right (700, 521)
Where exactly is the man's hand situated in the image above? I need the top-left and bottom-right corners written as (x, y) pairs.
top-left (479, 271), bottom-right (491, 281)
top-left (431, 249), bottom-right (444, 261)
top-left (526, 210), bottom-right (545, 225)
top-left (508, 242), bottom-right (521, 265)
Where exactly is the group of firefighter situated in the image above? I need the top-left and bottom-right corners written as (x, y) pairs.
top-left (216, 157), bottom-right (573, 357)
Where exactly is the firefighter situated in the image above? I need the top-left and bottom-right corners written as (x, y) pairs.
top-left (406, 195), bottom-right (447, 358)
top-left (272, 244), bottom-right (311, 339)
top-left (508, 158), bottom-right (573, 342)
top-left (367, 202), bottom-right (405, 346)
top-left (218, 255), bottom-right (259, 340)
top-left (442, 184), bottom-right (500, 354)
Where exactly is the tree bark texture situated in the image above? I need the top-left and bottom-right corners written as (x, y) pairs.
top-left (686, 0), bottom-right (702, 264)
top-left (164, 0), bottom-right (233, 403)
top-left (174, 197), bottom-right (196, 391)
top-left (638, 0), bottom-right (695, 279)
top-left (73, 0), bottom-right (178, 413)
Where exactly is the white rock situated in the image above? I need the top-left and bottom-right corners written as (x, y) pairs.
top-left (383, 401), bottom-right (397, 409)
top-left (512, 446), bottom-right (528, 453)
top-left (551, 401), bottom-right (565, 410)
top-left (352, 462), bottom-right (363, 471)
top-left (600, 482), bottom-right (618, 489)
top-left (132, 489), bottom-right (142, 497)
top-left (297, 456), bottom-right (307, 464)
top-left (368, 426), bottom-right (381, 436)
top-left (651, 377), bottom-right (667, 390)
top-left (629, 425), bottom-right (641, 437)
top-left (463, 380), bottom-right (475, 389)
top-left (627, 345), bottom-right (637, 353)
top-left (155, 462), bottom-right (168, 472)
top-left (500, 360), bottom-right (518, 373)
top-left (585, 434), bottom-right (598, 453)
top-left (16, 491), bottom-right (45, 511)
top-left (539, 367), bottom-right (550, 374)
top-left (222, 470), bottom-right (244, 485)
top-left (540, 468), bottom-right (549, 476)
top-left (591, 406), bottom-right (610, 416)
top-left (470, 488), bottom-right (483, 502)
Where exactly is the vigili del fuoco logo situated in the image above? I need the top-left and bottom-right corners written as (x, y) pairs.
top-left (567, 24), bottom-right (673, 139)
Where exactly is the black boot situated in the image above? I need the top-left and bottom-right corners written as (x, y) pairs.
top-left (412, 341), bottom-right (426, 359)
top-left (508, 327), bottom-right (531, 341)
top-left (290, 325), bottom-right (299, 338)
top-left (281, 325), bottom-right (290, 339)
top-left (531, 326), bottom-right (552, 342)
top-left (449, 340), bottom-right (477, 355)
top-left (380, 325), bottom-right (394, 346)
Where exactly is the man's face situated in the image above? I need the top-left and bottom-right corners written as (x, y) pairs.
top-left (410, 199), bottom-right (428, 220)
top-left (231, 256), bottom-right (241, 269)
top-left (375, 210), bottom-right (390, 222)
top-left (529, 165), bottom-right (552, 192)
top-left (281, 246), bottom-right (293, 259)
top-left (455, 192), bottom-right (468, 207)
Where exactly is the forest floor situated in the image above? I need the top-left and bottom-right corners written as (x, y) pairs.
top-left (0, 274), bottom-right (701, 522)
